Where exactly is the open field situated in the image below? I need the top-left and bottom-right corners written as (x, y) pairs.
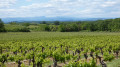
top-left (0, 32), bottom-right (120, 67)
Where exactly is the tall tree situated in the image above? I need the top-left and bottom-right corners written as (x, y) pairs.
top-left (0, 19), bottom-right (6, 32)
top-left (54, 21), bottom-right (60, 25)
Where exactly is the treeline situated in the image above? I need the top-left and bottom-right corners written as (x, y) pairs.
top-left (0, 19), bottom-right (6, 32)
top-left (0, 18), bottom-right (120, 32)
top-left (43, 18), bottom-right (120, 32)
top-left (0, 19), bottom-right (30, 32)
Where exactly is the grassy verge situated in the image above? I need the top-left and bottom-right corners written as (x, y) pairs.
top-left (98, 58), bottom-right (120, 67)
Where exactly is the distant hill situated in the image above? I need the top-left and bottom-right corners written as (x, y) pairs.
top-left (1, 16), bottom-right (107, 23)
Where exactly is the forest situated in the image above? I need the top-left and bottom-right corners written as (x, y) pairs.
top-left (0, 18), bottom-right (120, 32)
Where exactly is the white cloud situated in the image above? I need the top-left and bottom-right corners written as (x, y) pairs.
top-left (0, 0), bottom-right (120, 18)
top-left (0, 0), bottom-right (17, 8)
top-left (26, 0), bottom-right (32, 2)
top-left (0, 9), bottom-right (16, 18)
top-left (101, 1), bottom-right (117, 7)
top-left (20, 3), bottom-right (53, 9)
top-left (0, 9), bottom-right (15, 12)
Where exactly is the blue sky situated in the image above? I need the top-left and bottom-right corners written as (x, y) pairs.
top-left (0, 0), bottom-right (120, 18)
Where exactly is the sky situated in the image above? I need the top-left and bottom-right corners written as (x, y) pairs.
top-left (0, 0), bottom-right (120, 18)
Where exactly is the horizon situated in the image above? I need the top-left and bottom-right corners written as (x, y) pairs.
top-left (1, 15), bottom-right (120, 18)
top-left (2, 16), bottom-right (114, 23)
top-left (0, 0), bottom-right (120, 18)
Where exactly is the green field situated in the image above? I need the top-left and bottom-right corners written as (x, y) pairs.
top-left (1, 32), bottom-right (120, 41)
top-left (0, 32), bottom-right (120, 67)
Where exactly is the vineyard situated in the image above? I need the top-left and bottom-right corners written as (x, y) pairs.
top-left (0, 32), bottom-right (120, 67)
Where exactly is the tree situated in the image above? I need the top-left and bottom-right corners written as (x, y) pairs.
top-left (58, 24), bottom-right (66, 32)
top-left (42, 21), bottom-right (47, 24)
top-left (54, 21), bottom-right (60, 25)
top-left (0, 19), bottom-right (6, 32)
top-left (22, 23), bottom-right (30, 27)
top-left (45, 25), bottom-right (50, 31)
top-left (9, 22), bottom-right (17, 25)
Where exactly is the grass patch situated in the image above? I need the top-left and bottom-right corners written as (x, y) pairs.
top-left (98, 58), bottom-right (120, 67)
